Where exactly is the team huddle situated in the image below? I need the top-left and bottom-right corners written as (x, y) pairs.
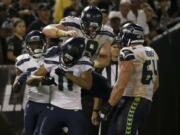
top-left (13, 6), bottom-right (159, 135)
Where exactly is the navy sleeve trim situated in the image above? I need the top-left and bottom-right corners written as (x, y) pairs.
top-left (45, 46), bottom-right (61, 58)
top-left (119, 54), bottom-right (135, 61)
top-left (16, 58), bottom-right (30, 66)
top-left (44, 60), bottom-right (59, 65)
top-left (99, 31), bottom-right (114, 38)
top-left (61, 22), bottom-right (81, 30)
top-left (119, 49), bottom-right (135, 61)
top-left (77, 61), bottom-right (93, 66)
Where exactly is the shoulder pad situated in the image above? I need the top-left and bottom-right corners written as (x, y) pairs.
top-left (16, 54), bottom-right (31, 66)
top-left (119, 48), bottom-right (135, 61)
top-left (45, 46), bottom-right (61, 58)
top-left (60, 16), bottom-right (80, 29)
top-left (99, 25), bottom-right (114, 38)
top-left (77, 57), bottom-right (93, 66)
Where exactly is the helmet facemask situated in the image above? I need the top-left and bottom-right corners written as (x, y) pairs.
top-left (80, 6), bottom-right (103, 39)
top-left (81, 21), bottom-right (101, 39)
top-left (59, 52), bottom-right (76, 68)
top-left (27, 40), bottom-right (46, 58)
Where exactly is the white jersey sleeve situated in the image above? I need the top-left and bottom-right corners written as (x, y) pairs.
top-left (60, 16), bottom-right (81, 31)
top-left (15, 54), bottom-right (31, 72)
top-left (119, 47), bottom-right (136, 61)
top-left (97, 25), bottom-right (114, 45)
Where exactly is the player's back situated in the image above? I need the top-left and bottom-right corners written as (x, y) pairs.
top-left (121, 45), bottom-right (158, 101)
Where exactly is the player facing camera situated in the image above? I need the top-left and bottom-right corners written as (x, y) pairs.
top-left (80, 6), bottom-right (103, 39)
top-left (25, 30), bottom-right (46, 58)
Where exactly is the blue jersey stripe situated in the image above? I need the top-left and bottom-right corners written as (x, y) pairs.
top-left (99, 31), bottom-right (114, 38)
top-left (77, 61), bottom-right (93, 66)
top-left (45, 46), bottom-right (61, 58)
top-left (61, 22), bottom-right (81, 30)
top-left (44, 60), bottom-right (59, 65)
top-left (16, 58), bottom-right (30, 66)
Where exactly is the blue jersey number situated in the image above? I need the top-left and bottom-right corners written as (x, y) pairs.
top-left (141, 60), bottom-right (158, 84)
top-left (84, 40), bottom-right (99, 59)
top-left (56, 71), bottom-right (73, 91)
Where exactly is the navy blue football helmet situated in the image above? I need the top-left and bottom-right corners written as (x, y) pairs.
top-left (25, 30), bottom-right (46, 58)
top-left (80, 6), bottom-right (103, 39)
top-left (60, 37), bottom-right (85, 67)
top-left (118, 23), bottom-right (144, 47)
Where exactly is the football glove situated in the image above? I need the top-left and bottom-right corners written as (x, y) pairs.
top-left (55, 64), bottom-right (68, 76)
top-left (99, 102), bottom-right (113, 121)
top-left (41, 76), bottom-right (56, 85)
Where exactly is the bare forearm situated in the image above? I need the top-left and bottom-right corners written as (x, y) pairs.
top-left (108, 85), bottom-right (124, 106)
top-left (93, 97), bottom-right (102, 110)
top-left (42, 24), bottom-right (66, 37)
top-left (153, 76), bottom-right (159, 94)
top-left (13, 78), bottom-right (22, 93)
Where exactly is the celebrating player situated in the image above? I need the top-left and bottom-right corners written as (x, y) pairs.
top-left (42, 6), bottom-right (114, 68)
top-left (13, 30), bottom-right (51, 135)
top-left (27, 37), bottom-right (93, 135)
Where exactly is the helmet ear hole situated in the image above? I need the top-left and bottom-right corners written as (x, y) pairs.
top-left (118, 23), bottom-right (144, 47)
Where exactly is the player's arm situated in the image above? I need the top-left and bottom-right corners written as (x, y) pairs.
top-left (153, 74), bottom-right (159, 94)
top-left (12, 68), bottom-right (23, 93)
top-left (94, 42), bottom-right (111, 68)
top-left (108, 60), bottom-right (134, 106)
top-left (42, 24), bottom-right (77, 38)
top-left (64, 69), bottom-right (92, 90)
top-left (91, 97), bottom-right (102, 126)
top-left (26, 64), bottom-right (48, 85)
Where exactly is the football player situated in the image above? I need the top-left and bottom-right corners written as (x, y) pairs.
top-left (99, 23), bottom-right (159, 135)
top-left (12, 30), bottom-right (51, 135)
top-left (27, 37), bottom-right (93, 135)
top-left (42, 6), bottom-right (114, 68)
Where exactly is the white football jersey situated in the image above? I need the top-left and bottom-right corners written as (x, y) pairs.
top-left (16, 54), bottom-right (50, 105)
top-left (44, 55), bottom-right (93, 110)
top-left (60, 16), bottom-right (114, 60)
top-left (119, 45), bottom-right (159, 101)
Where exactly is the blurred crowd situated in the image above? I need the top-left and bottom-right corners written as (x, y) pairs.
top-left (0, 0), bottom-right (179, 65)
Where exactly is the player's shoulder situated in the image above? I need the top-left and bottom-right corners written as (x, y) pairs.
top-left (61, 16), bottom-right (80, 23)
top-left (98, 25), bottom-right (114, 38)
top-left (145, 46), bottom-right (159, 59)
top-left (60, 16), bottom-right (81, 29)
top-left (45, 46), bottom-right (61, 58)
top-left (16, 54), bottom-right (31, 66)
top-left (44, 47), bottom-right (60, 65)
top-left (76, 56), bottom-right (93, 67)
top-left (119, 47), bottom-right (135, 61)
